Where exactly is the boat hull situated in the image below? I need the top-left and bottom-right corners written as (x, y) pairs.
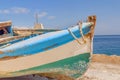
top-left (0, 33), bottom-right (91, 79)
top-left (0, 53), bottom-right (90, 79)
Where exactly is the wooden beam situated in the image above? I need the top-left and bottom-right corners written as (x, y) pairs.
top-left (0, 21), bottom-right (12, 28)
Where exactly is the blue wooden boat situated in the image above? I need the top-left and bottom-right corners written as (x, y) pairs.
top-left (0, 21), bottom-right (59, 48)
top-left (0, 21), bottom-right (13, 38)
top-left (0, 21), bottom-right (24, 48)
top-left (0, 21), bottom-right (33, 47)
top-left (0, 15), bottom-right (96, 79)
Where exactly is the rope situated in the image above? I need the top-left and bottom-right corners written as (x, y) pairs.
top-left (78, 22), bottom-right (86, 43)
top-left (68, 28), bottom-right (82, 45)
top-left (68, 22), bottom-right (86, 45)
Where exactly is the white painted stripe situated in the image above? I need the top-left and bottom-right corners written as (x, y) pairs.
top-left (0, 36), bottom-right (91, 72)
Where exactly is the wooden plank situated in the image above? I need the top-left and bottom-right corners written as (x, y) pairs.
top-left (0, 21), bottom-right (12, 28)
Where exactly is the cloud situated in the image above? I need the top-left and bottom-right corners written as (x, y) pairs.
top-left (0, 9), bottom-right (10, 14)
top-left (0, 7), bottom-right (30, 14)
top-left (36, 12), bottom-right (47, 18)
top-left (34, 12), bottom-right (56, 20)
top-left (48, 16), bottom-right (56, 20)
top-left (11, 7), bottom-right (30, 14)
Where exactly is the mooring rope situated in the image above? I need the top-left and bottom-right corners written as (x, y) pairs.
top-left (68, 22), bottom-right (86, 45)
top-left (78, 22), bottom-right (86, 43)
top-left (68, 28), bottom-right (82, 45)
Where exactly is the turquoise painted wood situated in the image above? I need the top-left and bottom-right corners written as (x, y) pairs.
top-left (0, 53), bottom-right (90, 79)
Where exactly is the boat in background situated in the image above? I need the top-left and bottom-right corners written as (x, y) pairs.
top-left (0, 20), bottom-right (59, 48)
top-left (13, 13), bottom-right (59, 36)
top-left (0, 21), bottom-right (27, 48)
top-left (13, 28), bottom-right (60, 36)
top-left (0, 21), bottom-right (13, 38)
top-left (0, 15), bottom-right (96, 79)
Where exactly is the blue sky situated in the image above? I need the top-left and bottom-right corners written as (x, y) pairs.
top-left (0, 0), bottom-right (120, 35)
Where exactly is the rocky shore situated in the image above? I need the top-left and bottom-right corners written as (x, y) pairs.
top-left (80, 54), bottom-right (120, 80)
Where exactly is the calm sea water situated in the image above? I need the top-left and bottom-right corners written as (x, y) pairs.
top-left (93, 35), bottom-right (120, 56)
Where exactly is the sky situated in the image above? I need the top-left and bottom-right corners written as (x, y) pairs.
top-left (0, 0), bottom-right (120, 35)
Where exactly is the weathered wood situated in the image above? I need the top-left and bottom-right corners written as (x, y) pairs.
top-left (87, 15), bottom-right (96, 27)
top-left (36, 73), bottom-right (75, 80)
top-left (13, 28), bottom-right (60, 36)
top-left (13, 28), bottom-right (60, 31)
top-left (87, 15), bottom-right (96, 38)
top-left (0, 21), bottom-right (12, 28)
top-left (0, 36), bottom-right (27, 44)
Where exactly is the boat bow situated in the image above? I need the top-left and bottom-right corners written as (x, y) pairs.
top-left (0, 15), bottom-right (96, 79)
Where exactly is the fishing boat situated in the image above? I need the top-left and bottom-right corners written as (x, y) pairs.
top-left (0, 21), bottom-right (25, 48)
top-left (0, 15), bottom-right (96, 79)
top-left (0, 21), bottom-right (13, 38)
top-left (0, 21), bottom-right (59, 48)
top-left (13, 28), bottom-right (60, 36)
top-left (13, 13), bottom-right (59, 36)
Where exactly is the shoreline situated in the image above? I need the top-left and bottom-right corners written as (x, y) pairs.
top-left (80, 54), bottom-right (120, 80)
top-left (92, 54), bottom-right (120, 64)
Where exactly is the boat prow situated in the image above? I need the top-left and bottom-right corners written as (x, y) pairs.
top-left (0, 15), bottom-right (96, 79)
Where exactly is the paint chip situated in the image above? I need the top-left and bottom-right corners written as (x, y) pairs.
top-left (0, 51), bottom-right (3, 54)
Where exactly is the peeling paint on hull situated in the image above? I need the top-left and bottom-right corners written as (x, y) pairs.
top-left (0, 53), bottom-right (90, 79)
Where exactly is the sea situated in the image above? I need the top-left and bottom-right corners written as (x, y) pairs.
top-left (93, 35), bottom-right (120, 56)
